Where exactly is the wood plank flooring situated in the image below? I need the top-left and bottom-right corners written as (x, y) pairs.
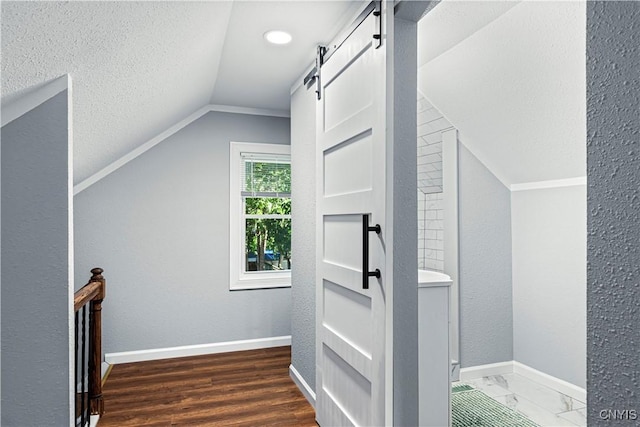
top-left (98, 346), bottom-right (316, 426)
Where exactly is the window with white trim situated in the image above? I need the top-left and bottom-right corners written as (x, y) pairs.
top-left (229, 142), bottom-right (291, 290)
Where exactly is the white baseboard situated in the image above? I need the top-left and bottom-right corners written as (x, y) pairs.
top-left (289, 364), bottom-right (316, 408)
top-left (513, 361), bottom-right (586, 402)
top-left (105, 335), bottom-right (292, 365)
top-left (459, 361), bottom-right (513, 381)
top-left (460, 360), bottom-right (586, 402)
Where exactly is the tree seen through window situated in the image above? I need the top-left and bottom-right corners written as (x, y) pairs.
top-left (242, 157), bottom-right (291, 272)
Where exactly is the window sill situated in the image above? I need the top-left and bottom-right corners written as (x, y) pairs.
top-left (230, 275), bottom-right (291, 291)
top-left (230, 283), bottom-right (291, 291)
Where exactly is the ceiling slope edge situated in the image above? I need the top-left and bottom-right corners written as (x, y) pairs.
top-left (207, 0), bottom-right (237, 102)
top-left (417, 1), bottom-right (521, 67)
top-left (417, 87), bottom-right (511, 189)
top-left (73, 104), bottom-right (290, 195)
top-left (1, 75), bottom-right (70, 127)
top-left (457, 134), bottom-right (511, 189)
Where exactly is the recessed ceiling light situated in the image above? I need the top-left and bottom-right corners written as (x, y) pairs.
top-left (264, 30), bottom-right (292, 45)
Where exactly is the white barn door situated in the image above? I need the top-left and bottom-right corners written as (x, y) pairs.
top-left (315, 3), bottom-right (390, 426)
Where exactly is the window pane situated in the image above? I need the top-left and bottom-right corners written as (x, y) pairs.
top-left (245, 197), bottom-right (291, 215)
top-left (245, 218), bottom-right (292, 272)
top-left (243, 159), bottom-right (291, 194)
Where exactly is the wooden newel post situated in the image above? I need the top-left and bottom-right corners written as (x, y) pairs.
top-left (89, 268), bottom-right (106, 416)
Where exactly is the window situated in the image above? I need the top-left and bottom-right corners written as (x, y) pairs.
top-left (229, 142), bottom-right (291, 290)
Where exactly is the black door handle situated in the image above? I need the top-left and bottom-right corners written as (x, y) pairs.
top-left (363, 214), bottom-right (381, 289)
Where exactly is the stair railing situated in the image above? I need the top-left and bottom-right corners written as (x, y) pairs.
top-left (73, 268), bottom-right (106, 427)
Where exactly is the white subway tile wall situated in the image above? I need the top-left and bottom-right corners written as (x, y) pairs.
top-left (418, 190), bottom-right (426, 269)
top-left (424, 193), bottom-right (444, 271)
top-left (417, 94), bottom-right (451, 272)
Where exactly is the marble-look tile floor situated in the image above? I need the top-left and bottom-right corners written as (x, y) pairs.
top-left (453, 373), bottom-right (586, 426)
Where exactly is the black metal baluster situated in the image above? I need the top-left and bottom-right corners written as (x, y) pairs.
top-left (81, 305), bottom-right (87, 427)
top-left (87, 304), bottom-right (93, 425)
top-left (74, 311), bottom-right (79, 427)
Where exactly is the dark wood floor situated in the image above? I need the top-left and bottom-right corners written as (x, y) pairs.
top-left (99, 346), bottom-right (316, 426)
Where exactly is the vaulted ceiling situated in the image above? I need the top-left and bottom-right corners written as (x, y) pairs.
top-left (418, 0), bottom-right (586, 186)
top-left (2, 1), bottom-right (588, 188)
top-left (1, 1), bottom-right (358, 184)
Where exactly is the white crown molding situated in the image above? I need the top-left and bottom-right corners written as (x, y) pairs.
top-left (209, 104), bottom-right (289, 118)
top-left (105, 335), bottom-right (291, 365)
top-left (1, 75), bottom-right (70, 127)
top-left (510, 177), bottom-right (586, 192)
top-left (289, 364), bottom-right (316, 407)
top-left (73, 106), bottom-right (210, 195)
top-left (73, 104), bottom-right (290, 195)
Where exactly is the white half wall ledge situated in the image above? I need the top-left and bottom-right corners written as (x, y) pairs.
top-left (67, 75), bottom-right (75, 426)
top-left (104, 335), bottom-right (292, 365)
top-left (510, 177), bottom-right (587, 192)
top-left (459, 360), bottom-right (587, 403)
top-left (1, 74), bottom-right (70, 128)
top-left (73, 104), bottom-right (291, 195)
top-left (289, 364), bottom-right (316, 408)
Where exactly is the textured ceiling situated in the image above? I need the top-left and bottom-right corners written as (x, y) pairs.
top-left (418, 0), bottom-right (586, 186)
top-left (417, 1), bottom-right (518, 67)
top-left (211, 0), bottom-right (358, 111)
top-left (2, 1), bottom-right (586, 188)
top-left (2, 1), bottom-right (233, 184)
top-left (1, 0), bottom-right (357, 184)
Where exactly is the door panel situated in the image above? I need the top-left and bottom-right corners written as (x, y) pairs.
top-left (316, 4), bottom-right (387, 426)
top-left (323, 280), bottom-right (372, 357)
top-left (323, 131), bottom-right (374, 197)
top-left (323, 48), bottom-right (373, 132)
top-left (322, 344), bottom-right (372, 426)
top-left (322, 262), bottom-right (362, 295)
top-left (323, 215), bottom-right (363, 269)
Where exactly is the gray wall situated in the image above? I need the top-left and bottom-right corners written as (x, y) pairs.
top-left (393, 16), bottom-right (420, 427)
top-left (1, 91), bottom-right (72, 426)
top-left (512, 185), bottom-right (586, 388)
top-left (0, 105), bottom-right (2, 426)
top-left (458, 144), bottom-right (513, 367)
top-left (587, 1), bottom-right (640, 424)
top-left (74, 111), bottom-right (292, 355)
top-left (0, 103), bottom-right (2, 424)
top-left (290, 84), bottom-right (316, 393)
